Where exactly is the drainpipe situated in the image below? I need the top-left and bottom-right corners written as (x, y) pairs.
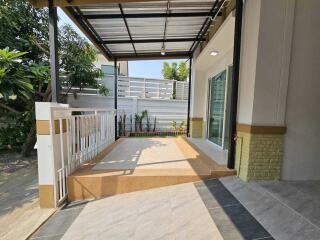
top-left (227, 0), bottom-right (243, 169)
top-left (187, 57), bottom-right (193, 137)
top-left (114, 59), bottom-right (118, 140)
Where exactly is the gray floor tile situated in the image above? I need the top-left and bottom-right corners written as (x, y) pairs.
top-left (195, 179), bottom-right (273, 240)
top-left (220, 177), bottom-right (320, 240)
top-left (196, 179), bottom-right (240, 208)
top-left (31, 203), bottom-right (86, 239)
top-left (259, 181), bottom-right (320, 228)
top-left (208, 205), bottom-right (273, 240)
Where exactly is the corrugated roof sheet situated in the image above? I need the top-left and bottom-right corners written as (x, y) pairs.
top-left (65, 0), bottom-right (227, 59)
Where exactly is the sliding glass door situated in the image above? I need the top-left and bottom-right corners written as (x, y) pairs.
top-left (207, 70), bottom-right (226, 147)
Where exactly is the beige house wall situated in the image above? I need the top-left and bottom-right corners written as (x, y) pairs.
top-left (190, 13), bottom-right (235, 139)
top-left (95, 53), bottom-right (128, 76)
top-left (281, 0), bottom-right (320, 180)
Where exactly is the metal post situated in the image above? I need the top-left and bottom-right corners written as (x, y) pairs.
top-left (227, 0), bottom-right (243, 169)
top-left (114, 59), bottom-right (118, 139)
top-left (186, 57), bottom-right (192, 137)
top-left (48, 0), bottom-right (59, 102)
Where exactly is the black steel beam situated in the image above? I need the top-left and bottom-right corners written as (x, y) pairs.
top-left (187, 58), bottom-right (192, 137)
top-left (79, 12), bottom-right (220, 19)
top-left (102, 38), bottom-right (205, 44)
top-left (161, 1), bottom-right (169, 52)
top-left (113, 51), bottom-right (191, 60)
top-left (66, 6), bottom-right (113, 59)
top-left (119, 4), bottom-right (137, 56)
top-left (114, 59), bottom-right (118, 140)
top-left (227, 0), bottom-right (243, 169)
top-left (48, 0), bottom-right (59, 102)
top-left (189, 0), bottom-right (225, 53)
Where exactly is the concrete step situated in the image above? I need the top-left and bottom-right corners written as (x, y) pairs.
top-left (67, 137), bottom-right (235, 202)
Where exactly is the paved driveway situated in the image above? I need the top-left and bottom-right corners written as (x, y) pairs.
top-left (0, 160), bottom-right (54, 240)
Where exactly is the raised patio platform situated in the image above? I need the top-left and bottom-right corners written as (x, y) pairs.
top-left (67, 137), bottom-right (235, 202)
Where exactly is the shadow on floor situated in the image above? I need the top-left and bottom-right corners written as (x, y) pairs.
top-left (194, 179), bottom-right (274, 240)
top-left (30, 201), bottom-right (89, 240)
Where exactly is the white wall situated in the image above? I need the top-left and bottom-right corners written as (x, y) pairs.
top-left (281, 0), bottom-right (320, 180)
top-left (237, 0), bottom-right (295, 126)
top-left (191, 12), bottom-right (235, 138)
top-left (237, 0), bottom-right (261, 124)
top-left (67, 95), bottom-right (187, 131)
top-left (252, 0), bottom-right (295, 126)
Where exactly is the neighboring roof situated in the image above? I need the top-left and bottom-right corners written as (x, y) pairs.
top-left (31, 0), bottom-right (229, 60)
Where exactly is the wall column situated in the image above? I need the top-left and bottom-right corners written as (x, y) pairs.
top-left (190, 68), bottom-right (206, 138)
top-left (236, 0), bottom-right (295, 181)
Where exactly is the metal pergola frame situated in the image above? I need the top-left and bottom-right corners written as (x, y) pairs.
top-left (60, 0), bottom-right (227, 61)
top-left (43, 0), bottom-right (242, 169)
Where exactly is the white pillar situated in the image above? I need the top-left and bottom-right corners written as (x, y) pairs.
top-left (36, 102), bottom-right (69, 208)
top-left (189, 68), bottom-right (206, 138)
top-left (235, 0), bottom-right (295, 181)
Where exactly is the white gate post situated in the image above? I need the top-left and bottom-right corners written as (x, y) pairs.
top-left (35, 102), bottom-right (69, 208)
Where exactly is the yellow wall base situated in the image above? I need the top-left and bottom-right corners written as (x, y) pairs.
top-left (39, 185), bottom-right (55, 208)
top-left (190, 118), bottom-right (204, 138)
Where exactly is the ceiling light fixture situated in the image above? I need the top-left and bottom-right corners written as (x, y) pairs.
top-left (161, 46), bottom-right (166, 56)
top-left (210, 51), bottom-right (219, 56)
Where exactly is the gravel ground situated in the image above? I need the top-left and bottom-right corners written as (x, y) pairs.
top-left (0, 151), bottom-right (37, 173)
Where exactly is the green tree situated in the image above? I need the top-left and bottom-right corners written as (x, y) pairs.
top-left (0, 0), bottom-right (107, 155)
top-left (0, 49), bottom-right (33, 113)
top-left (162, 61), bottom-right (188, 81)
top-left (0, 48), bottom-right (51, 153)
top-left (0, 0), bottom-right (49, 63)
top-left (59, 25), bottom-right (105, 98)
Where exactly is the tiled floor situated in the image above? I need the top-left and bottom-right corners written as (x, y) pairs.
top-left (32, 182), bottom-right (223, 240)
top-left (221, 177), bottom-right (320, 240)
top-left (195, 180), bottom-right (273, 240)
top-left (93, 138), bottom-right (189, 171)
top-left (187, 138), bottom-right (228, 165)
top-left (31, 177), bottom-right (320, 240)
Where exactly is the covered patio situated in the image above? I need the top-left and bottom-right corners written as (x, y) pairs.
top-left (25, 0), bottom-right (320, 239)
top-left (32, 0), bottom-right (242, 208)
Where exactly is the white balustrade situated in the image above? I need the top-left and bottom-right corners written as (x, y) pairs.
top-left (53, 108), bottom-right (115, 203)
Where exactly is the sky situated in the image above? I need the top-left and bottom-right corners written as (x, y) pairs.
top-left (57, 8), bottom-right (185, 79)
top-left (128, 59), bottom-right (186, 79)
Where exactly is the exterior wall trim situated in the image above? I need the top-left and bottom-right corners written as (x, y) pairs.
top-left (237, 124), bottom-right (286, 135)
top-left (190, 117), bottom-right (203, 121)
top-left (36, 120), bottom-right (67, 135)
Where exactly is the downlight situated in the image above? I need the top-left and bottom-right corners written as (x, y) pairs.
top-left (210, 51), bottom-right (219, 56)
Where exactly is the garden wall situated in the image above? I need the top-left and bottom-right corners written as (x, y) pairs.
top-left (67, 95), bottom-right (187, 131)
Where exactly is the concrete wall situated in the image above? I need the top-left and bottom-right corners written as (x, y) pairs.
top-left (281, 0), bottom-right (320, 180)
top-left (67, 95), bottom-right (187, 131)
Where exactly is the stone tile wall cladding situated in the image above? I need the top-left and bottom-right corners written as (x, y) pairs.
top-left (235, 131), bottom-right (284, 181)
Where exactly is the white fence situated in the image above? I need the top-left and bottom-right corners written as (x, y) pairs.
top-left (67, 95), bottom-right (187, 131)
top-left (52, 107), bottom-right (115, 204)
top-left (99, 76), bottom-right (189, 100)
top-left (176, 81), bottom-right (189, 100)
